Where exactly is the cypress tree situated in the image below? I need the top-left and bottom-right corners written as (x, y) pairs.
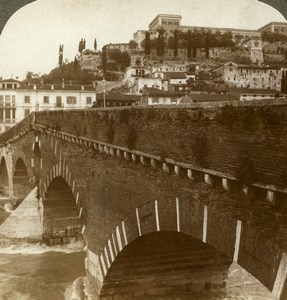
top-left (94, 38), bottom-right (97, 51)
top-left (102, 46), bottom-right (107, 79)
top-left (187, 30), bottom-right (192, 58)
top-left (145, 31), bottom-right (151, 55)
top-left (174, 29), bottom-right (178, 57)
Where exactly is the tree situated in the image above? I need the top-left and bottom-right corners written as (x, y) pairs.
top-left (157, 29), bottom-right (165, 56)
top-left (58, 44), bottom-right (64, 66)
top-left (205, 30), bottom-right (211, 59)
top-left (73, 56), bottom-right (79, 72)
top-left (174, 29), bottom-right (178, 57)
top-left (78, 38), bottom-right (86, 53)
top-left (144, 31), bottom-right (151, 55)
top-left (129, 40), bottom-right (137, 50)
top-left (102, 46), bottom-right (107, 79)
top-left (187, 30), bottom-right (192, 58)
top-left (94, 38), bottom-right (97, 51)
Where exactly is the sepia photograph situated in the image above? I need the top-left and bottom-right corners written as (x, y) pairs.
top-left (0, 0), bottom-right (287, 299)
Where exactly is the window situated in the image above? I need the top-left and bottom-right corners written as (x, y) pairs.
top-left (5, 109), bottom-right (10, 120)
top-left (86, 97), bottom-right (92, 104)
top-left (12, 109), bottom-right (15, 120)
top-left (43, 96), bottom-right (49, 104)
top-left (229, 68), bottom-right (233, 72)
top-left (66, 96), bottom-right (77, 104)
top-left (162, 21), bottom-right (166, 25)
top-left (24, 96), bottom-right (30, 103)
top-left (12, 96), bottom-right (15, 105)
top-left (168, 22), bottom-right (173, 25)
top-left (5, 96), bottom-right (11, 106)
top-left (254, 42), bottom-right (259, 47)
top-left (0, 96), bottom-right (3, 105)
top-left (175, 22), bottom-right (179, 25)
top-left (24, 109), bottom-right (30, 118)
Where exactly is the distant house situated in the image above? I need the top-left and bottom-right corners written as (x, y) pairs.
top-left (95, 92), bottom-right (140, 107)
top-left (104, 43), bottom-right (129, 52)
top-left (210, 62), bottom-right (282, 90)
top-left (179, 93), bottom-right (237, 104)
top-left (228, 88), bottom-right (285, 101)
top-left (258, 21), bottom-right (287, 36)
top-left (0, 81), bottom-right (97, 134)
top-left (141, 87), bottom-right (185, 105)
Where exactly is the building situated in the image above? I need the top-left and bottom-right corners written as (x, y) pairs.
top-left (179, 93), bottom-right (237, 104)
top-left (241, 37), bottom-right (264, 64)
top-left (141, 87), bottom-right (185, 105)
top-left (210, 62), bottom-right (282, 90)
top-left (17, 83), bottom-right (97, 119)
top-left (180, 25), bottom-right (261, 41)
top-left (0, 78), bottom-right (21, 89)
top-left (95, 92), bottom-right (140, 107)
top-left (125, 66), bottom-right (152, 78)
top-left (148, 14), bottom-right (182, 33)
top-left (0, 79), bottom-right (20, 132)
top-left (78, 50), bottom-right (101, 71)
top-left (104, 43), bottom-right (129, 52)
top-left (0, 81), bottom-right (97, 134)
top-left (228, 88), bottom-right (285, 101)
top-left (258, 21), bottom-right (287, 35)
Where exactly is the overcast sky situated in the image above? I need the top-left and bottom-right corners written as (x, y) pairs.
top-left (0, 0), bottom-right (285, 79)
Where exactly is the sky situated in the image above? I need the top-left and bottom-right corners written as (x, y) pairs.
top-left (0, 0), bottom-right (285, 80)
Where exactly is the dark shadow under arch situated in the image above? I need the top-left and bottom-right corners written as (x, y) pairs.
top-left (100, 231), bottom-right (232, 299)
top-left (43, 176), bottom-right (82, 243)
top-left (0, 157), bottom-right (9, 197)
top-left (13, 157), bottom-right (30, 205)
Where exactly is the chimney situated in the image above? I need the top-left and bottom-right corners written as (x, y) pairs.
top-left (51, 85), bottom-right (54, 90)
top-left (33, 84), bottom-right (37, 90)
top-left (62, 78), bottom-right (65, 88)
top-left (81, 85), bottom-right (84, 90)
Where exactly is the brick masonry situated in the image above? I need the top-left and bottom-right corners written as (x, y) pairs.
top-left (0, 104), bottom-right (287, 298)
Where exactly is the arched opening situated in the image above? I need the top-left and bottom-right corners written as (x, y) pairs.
top-left (43, 176), bottom-right (82, 244)
top-left (13, 158), bottom-right (30, 205)
top-left (100, 232), bottom-right (232, 299)
top-left (0, 157), bottom-right (9, 198)
top-left (32, 141), bottom-right (42, 178)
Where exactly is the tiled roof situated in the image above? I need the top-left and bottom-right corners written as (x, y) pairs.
top-left (96, 92), bottom-right (140, 102)
top-left (186, 93), bottom-right (237, 102)
top-left (142, 87), bottom-right (185, 97)
top-left (229, 88), bottom-right (284, 98)
top-left (18, 84), bottom-right (97, 91)
top-left (1, 78), bottom-right (21, 83)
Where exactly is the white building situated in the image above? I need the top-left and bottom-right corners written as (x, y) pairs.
top-left (0, 80), bottom-right (97, 134)
top-left (210, 62), bottom-right (282, 90)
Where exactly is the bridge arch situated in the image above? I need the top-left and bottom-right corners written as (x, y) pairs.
top-left (12, 157), bottom-right (31, 205)
top-left (0, 157), bottom-right (9, 198)
top-left (42, 175), bottom-right (82, 244)
top-left (100, 230), bottom-right (231, 298)
top-left (98, 198), bottom-right (238, 296)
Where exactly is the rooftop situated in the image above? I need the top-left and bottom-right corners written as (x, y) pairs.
top-left (229, 88), bottom-right (284, 97)
top-left (149, 14), bottom-right (182, 28)
top-left (18, 84), bottom-right (97, 91)
top-left (258, 21), bottom-right (287, 31)
top-left (96, 92), bottom-right (140, 102)
top-left (142, 87), bottom-right (185, 97)
top-left (0, 78), bottom-right (21, 83)
top-left (186, 93), bottom-right (237, 103)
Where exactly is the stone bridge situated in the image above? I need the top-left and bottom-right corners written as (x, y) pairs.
top-left (0, 100), bottom-right (286, 299)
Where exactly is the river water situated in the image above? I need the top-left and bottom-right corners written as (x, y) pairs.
top-left (0, 202), bottom-right (277, 300)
